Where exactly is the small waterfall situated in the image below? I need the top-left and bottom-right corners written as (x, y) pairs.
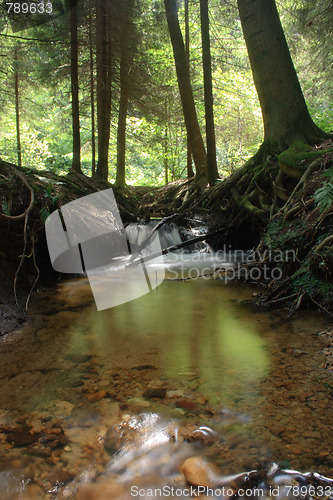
top-left (156, 222), bottom-right (184, 250)
top-left (125, 220), bottom-right (233, 280)
top-left (125, 221), bottom-right (212, 253)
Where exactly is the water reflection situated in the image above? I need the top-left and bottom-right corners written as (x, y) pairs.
top-left (65, 279), bottom-right (270, 407)
top-left (0, 274), bottom-right (332, 498)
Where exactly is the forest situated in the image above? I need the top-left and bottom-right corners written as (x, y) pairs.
top-left (0, 0), bottom-right (333, 498)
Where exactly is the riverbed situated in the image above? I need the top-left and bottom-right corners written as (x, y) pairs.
top-left (0, 274), bottom-right (332, 499)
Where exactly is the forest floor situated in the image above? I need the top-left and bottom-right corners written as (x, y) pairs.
top-left (0, 139), bottom-right (333, 336)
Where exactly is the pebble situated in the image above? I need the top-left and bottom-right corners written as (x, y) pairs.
top-left (176, 400), bottom-right (199, 411)
top-left (66, 353), bottom-right (92, 364)
top-left (87, 390), bottom-right (107, 403)
top-left (195, 395), bottom-right (207, 406)
top-left (181, 456), bottom-right (220, 487)
top-left (303, 430), bottom-right (321, 439)
top-left (103, 427), bottom-right (120, 455)
top-left (142, 388), bottom-right (167, 399)
top-left (166, 390), bottom-right (185, 398)
top-left (266, 423), bottom-right (285, 437)
top-left (297, 392), bottom-right (313, 402)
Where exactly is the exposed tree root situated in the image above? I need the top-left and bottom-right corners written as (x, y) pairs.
top-left (0, 160), bottom-right (138, 314)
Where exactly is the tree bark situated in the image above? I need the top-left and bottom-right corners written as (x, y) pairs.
top-left (95, 0), bottom-right (112, 180)
top-left (115, 0), bottom-right (133, 188)
top-left (184, 0), bottom-right (194, 179)
top-left (14, 47), bottom-right (22, 168)
top-left (69, 0), bottom-right (82, 173)
top-left (89, 3), bottom-right (96, 177)
top-left (200, 0), bottom-right (219, 185)
top-left (164, 0), bottom-right (207, 181)
top-left (164, 100), bottom-right (169, 184)
top-left (237, 0), bottom-right (330, 151)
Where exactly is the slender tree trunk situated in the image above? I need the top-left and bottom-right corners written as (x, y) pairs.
top-left (164, 0), bottom-right (207, 182)
top-left (14, 47), bottom-right (22, 168)
top-left (184, 0), bottom-right (194, 178)
top-left (115, 0), bottom-right (132, 188)
top-left (95, 0), bottom-right (112, 180)
top-left (237, 0), bottom-right (330, 150)
top-left (200, 0), bottom-right (219, 185)
top-left (89, 3), bottom-right (96, 176)
top-left (164, 100), bottom-right (169, 184)
top-left (69, 0), bottom-right (82, 173)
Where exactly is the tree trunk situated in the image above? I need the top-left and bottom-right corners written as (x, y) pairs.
top-left (14, 47), bottom-right (22, 168)
top-left (184, 0), bottom-right (194, 178)
top-left (164, 0), bottom-right (207, 181)
top-left (95, 0), bottom-right (112, 180)
top-left (237, 0), bottom-right (330, 151)
top-left (164, 100), bottom-right (169, 184)
top-left (89, 3), bottom-right (96, 177)
top-left (115, 0), bottom-right (132, 188)
top-left (200, 0), bottom-right (219, 185)
top-left (69, 0), bottom-right (82, 173)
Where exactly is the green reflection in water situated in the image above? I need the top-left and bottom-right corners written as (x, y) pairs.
top-left (217, 314), bottom-right (269, 382)
top-left (63, 279), bottom-right (270, 405)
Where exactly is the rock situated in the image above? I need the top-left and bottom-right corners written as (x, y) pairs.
top-left (142, 388), bottom-right (167, 399)
top-left (266, 423), bottom-right (285, 437)
top-left (73, 379), bottom-right (84, 387)
top-left (286, 445), bottom-right (303, 455)
top-left (319, 450), bottom-right (330, 457)
top-left (297, 392), bottom-right (313, 402)
top-left (87, 390), bottom-right (107, 402)
top-left (104, 427), bottom-right (121, 455)
top-left (66, 353), bottom-right (92, 364)
top-left (6, 428), bottom-right (38, 447)
top-left (131, 365), bottom-right (156, 371)
top-left (49, 401), bottom-right (75, 418)
top-left (303, 430), bottom-right (321, 439)
top-left (176, 400), bottom-right (199, 411)
top-left (195, 395), bottom-right (207, 406)
top-left (181, 456), bottom-right (220, 487)
top-left (27, 445), bottom-right (53, 457)
top-left (166, 390), bottom-right (185, 398)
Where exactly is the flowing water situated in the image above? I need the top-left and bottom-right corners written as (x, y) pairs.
top-left (0, 224), bottom-right (332, 499)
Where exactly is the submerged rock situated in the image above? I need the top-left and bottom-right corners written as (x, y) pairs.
top-left (181, 456), bottom-right (220, 487)
top-left (142, 388), bottom-right (167, 399)
top-left (87, 390), bottom-right (107, 403)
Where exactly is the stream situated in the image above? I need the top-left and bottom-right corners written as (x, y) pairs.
top-left (0, 223), bottom-right (332, 499)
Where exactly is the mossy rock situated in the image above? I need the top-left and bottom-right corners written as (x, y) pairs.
top-left (278, 142), bottom-right (325, 179)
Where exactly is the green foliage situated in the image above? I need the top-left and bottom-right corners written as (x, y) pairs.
top-left (39, 206), bottom-right (50, 223)
top-left (292, 266), bottom-right (332, 299)
top-left (314, 182), bottom-right (333, 212)
top-left (0, 0), bottom-right (331, 185)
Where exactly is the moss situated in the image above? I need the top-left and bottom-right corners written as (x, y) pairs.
top-left (291, 266), bottom-right (333, 300)
top-left (264, 218), bottom-right (304, 250)
top-left (279, 142), bottom-right (320, 166)
top-left (278, 142), bottom-right (332, 179)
